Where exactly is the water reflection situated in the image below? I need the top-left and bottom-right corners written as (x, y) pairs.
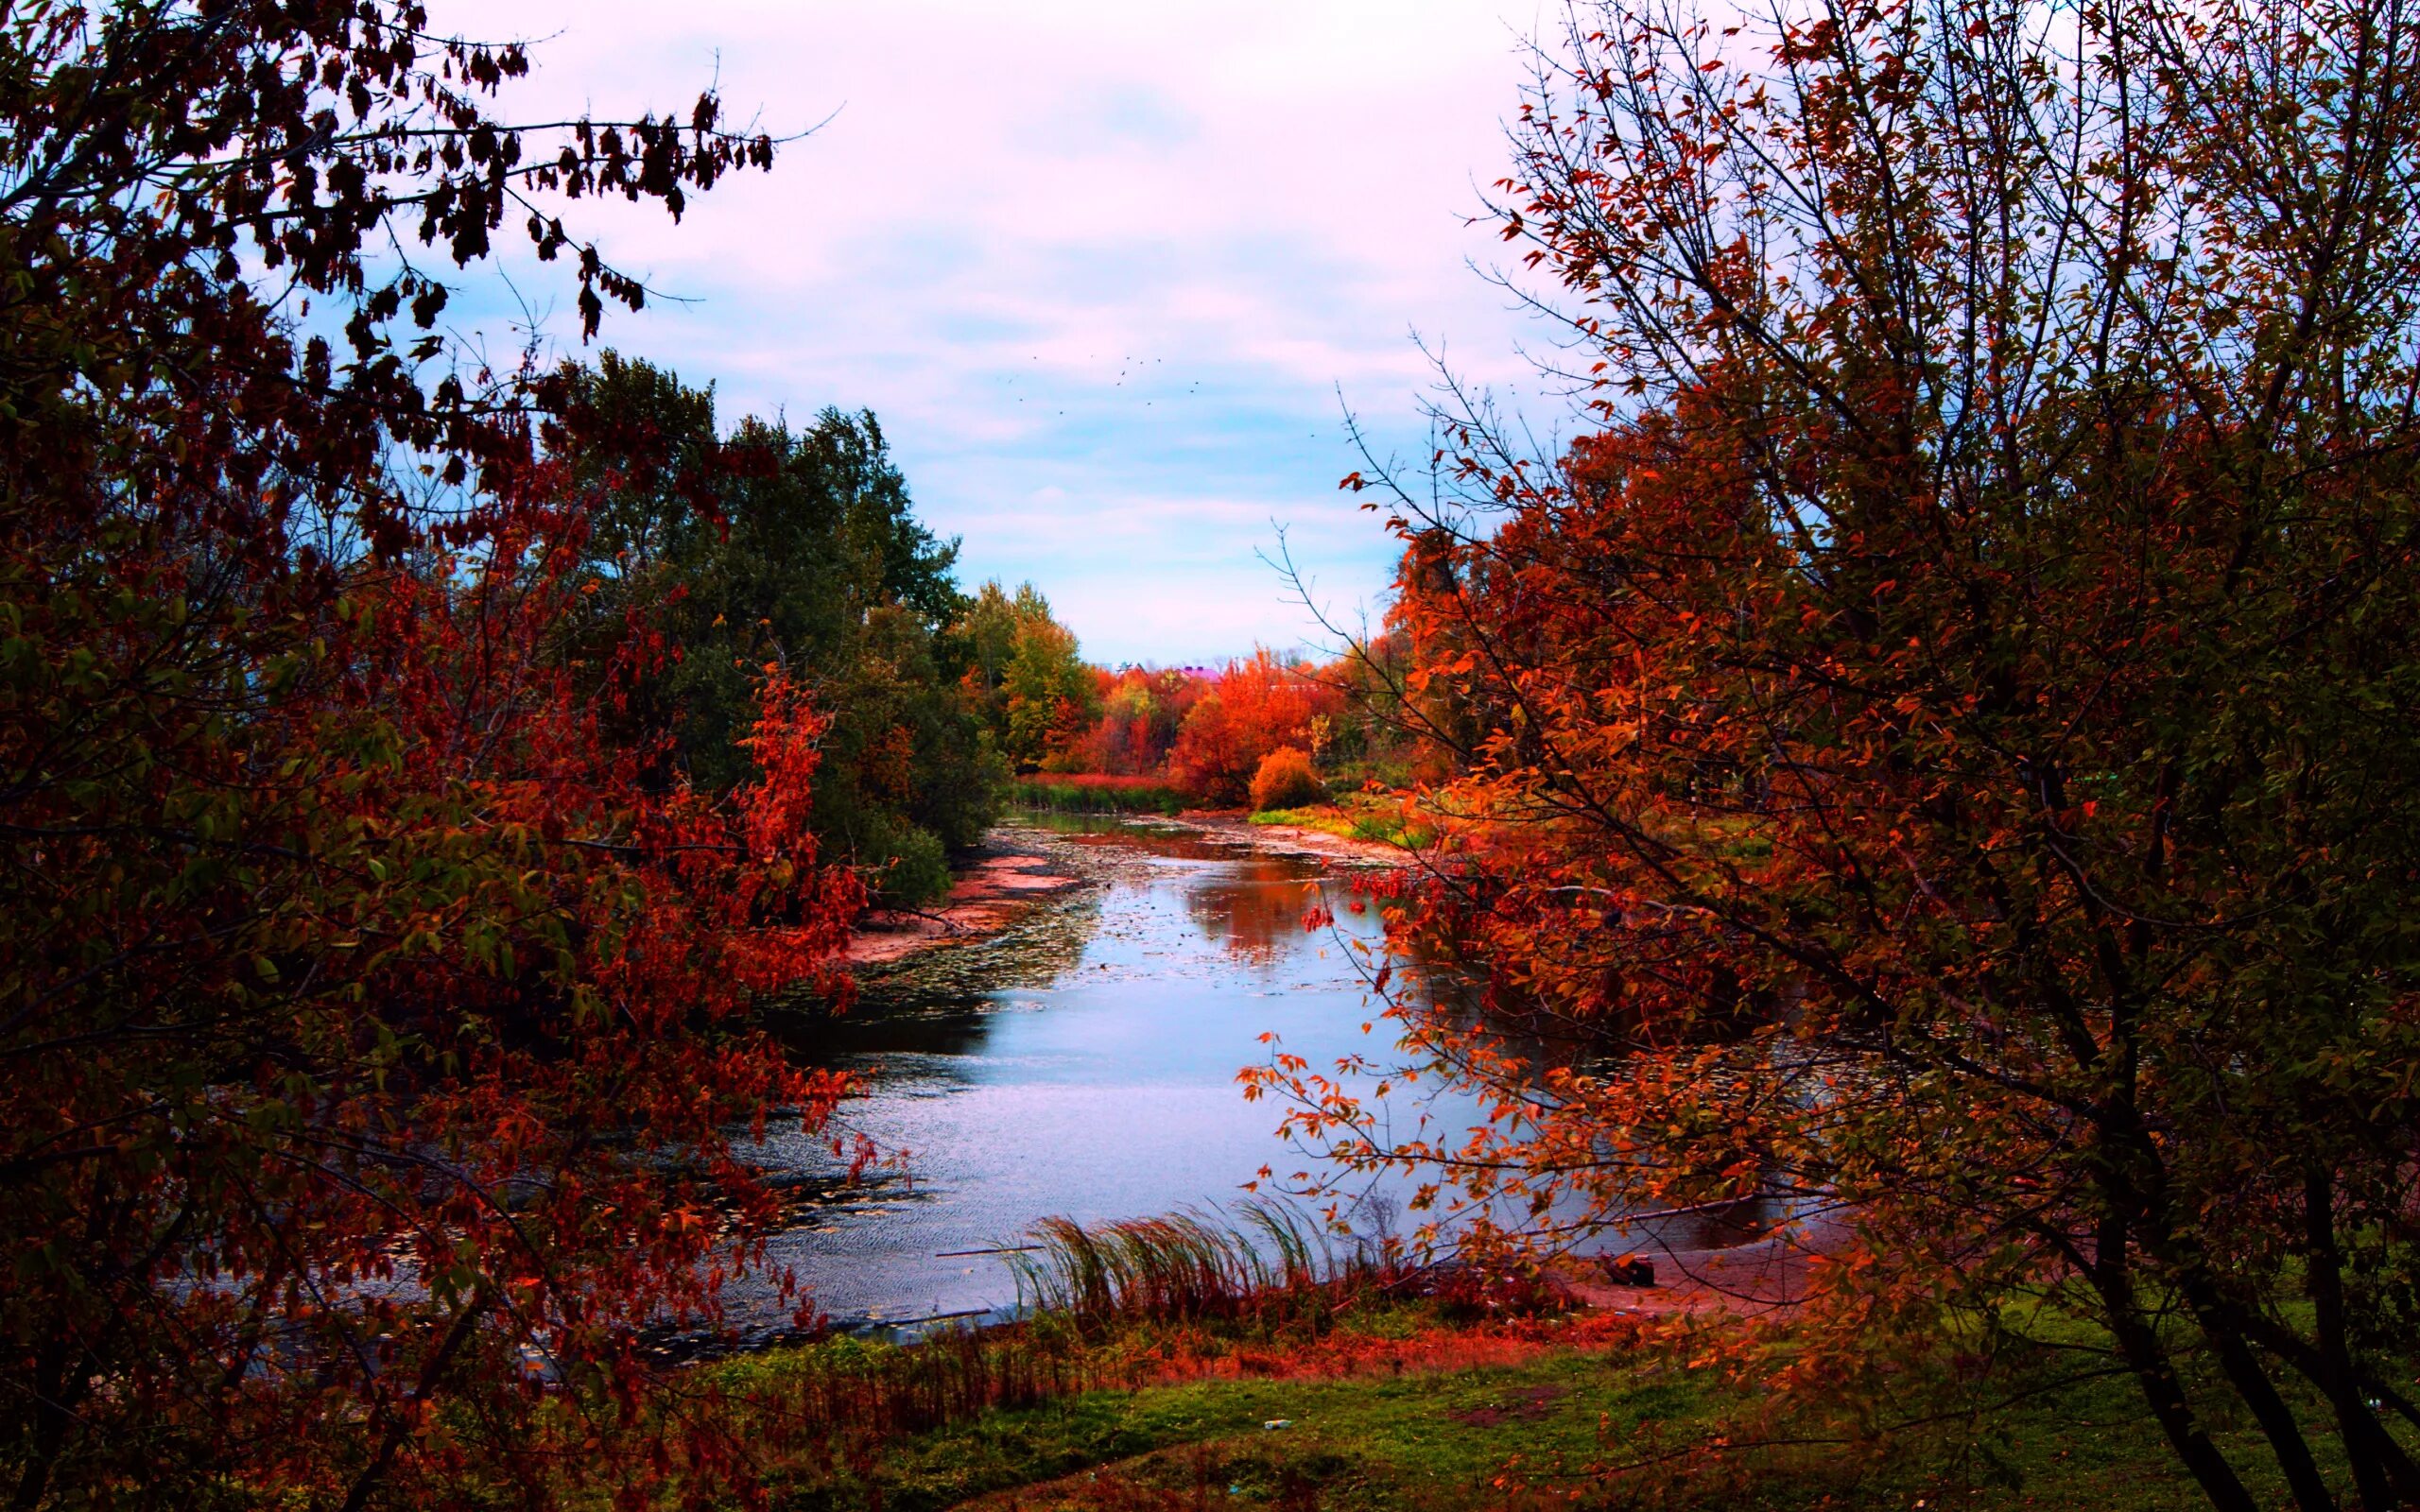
top-left (1058, 829), bottom-right (1245, 863)
top-left (735, 819), bottom-right (1433, 1333)
top-left (1184, 857), bottom-right (1330, 964)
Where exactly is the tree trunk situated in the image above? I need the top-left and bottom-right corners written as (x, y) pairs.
top-left (9, 1335), bottom-right (76, 1512)
top-left (2088, 1214), bottom-right (2262, 1512)
top-left (2173, 1263), bottom-right (2342, 1512)
top-left (2302, 1167), bottom-right (2420, 1509)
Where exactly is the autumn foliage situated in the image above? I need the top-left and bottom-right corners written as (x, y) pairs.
top-left (1255, 0), bottom-right (2420, 1507)
top-left (1164, 650), bottom-right (1334, 805)
top-left (1063, 664), bottom-right (1210, 775)
top-left (988, 645), bottom-right (1365, 809)
top-left (0, 7), bottom-right (865, 1507)
top-left (1248, 747), bottom-right (1326, 814)
top-left (959, 580), bottom-right (1099, 771)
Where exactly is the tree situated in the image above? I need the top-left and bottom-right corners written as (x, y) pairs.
top-left (1270, 0), bottom-right (2420, 1506)
top-left (0, 7), bottom-right (858, 1505)
top-left (550, 354), bottom-right (1006, 903)
top-left (1167, 650), bottom-right (1329, 804)
top-left (1074, 665), bottom-right (1210, 774)
top-left (959, 580), bottom-right (1096, 770)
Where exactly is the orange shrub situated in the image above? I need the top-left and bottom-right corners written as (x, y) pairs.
top-left (1249, 746), bottom-right (1325, 812)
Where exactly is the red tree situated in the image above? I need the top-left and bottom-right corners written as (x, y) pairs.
top-left (1167, 650), bottom-right (1333, 804)
top-left (1067, 665), bottom-right (1209, 774)
top-left (1263, 0), bottom-right (2420, 1505)
top-left (0, 7), bottom-right (860, 1505)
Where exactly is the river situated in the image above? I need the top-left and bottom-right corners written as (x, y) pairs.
top-left (737, 815), bottom-right (1461, 1336)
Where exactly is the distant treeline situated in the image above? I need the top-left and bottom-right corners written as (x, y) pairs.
top-left (1001, 644), bottom-right (1433, 815)
top-left (552, 354), bottom-right (1457, 877)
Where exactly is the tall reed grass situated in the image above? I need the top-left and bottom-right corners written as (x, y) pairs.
top-left (684, 1201), bottom-right (1421, 1494)
top-left (1005, 1199), bottom-right (1403, 1334)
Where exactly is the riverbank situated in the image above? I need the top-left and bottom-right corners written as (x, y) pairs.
top-left (764, 825), bottom-right (2225, 1508)
top-left (845, 839), bottom-right (1090, 967)
top-left (1193, 810), bottom-right (1412, 869)
top-left (842, 810), bottom-right (1408, 971)
top-left (680, 1289), bottom-right (2214, 1511)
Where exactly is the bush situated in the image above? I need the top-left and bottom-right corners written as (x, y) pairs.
top-left (1249, 747), bottom-right (1325, 813)
top-left (857, 812), bottom-right (952, 907)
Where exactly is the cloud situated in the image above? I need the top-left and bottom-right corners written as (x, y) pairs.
top-left (427, 0), bottom-right (1560, 663)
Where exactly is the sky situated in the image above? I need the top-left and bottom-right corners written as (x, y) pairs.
top-left (432, 1), bottom-right (1564, 665)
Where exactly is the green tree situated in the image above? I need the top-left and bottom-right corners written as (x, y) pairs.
top-left (552, 353), bottom-right (1006, 902)
top-left (960, 579), bottom-right (1097, 769)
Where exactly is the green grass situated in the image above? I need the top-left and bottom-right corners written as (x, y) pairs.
top-left (652, 1214), bottom-right (2409, 1510)
top-left (733, 1329), bottom-right (2228, 1511)
top-left (1010, 777), bottom-right (1187, 816)
top-left (817, 1364), bottom-right (1634, 1511)
top-left (1247, 800), bottom-right (1435, 850)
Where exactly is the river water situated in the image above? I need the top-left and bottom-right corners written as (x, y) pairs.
top-left (740, 816), bottom-right (1465, 1334)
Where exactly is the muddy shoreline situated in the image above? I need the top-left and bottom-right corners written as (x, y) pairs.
top-left (841, 842), bottom-right (1089, 968)
top-left (842, 810), bottom-right (1407, 971)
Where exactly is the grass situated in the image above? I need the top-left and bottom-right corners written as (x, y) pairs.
top-left (950, 1356), bottom-right (2191, 1511)
top-left (1006, 1201), bottom-right (1394, 1333)
top-left (1011, 775), bottom-right (1188, 816)
top-left (1247, 796), bottom-right (1436, 850)
top-left (803, 1357), bottom-right (1634, 1511)
top-left (663, 1207), bottom-right (2321, 1510)
top-left (704, 1313), bottom-right (2236, 1511)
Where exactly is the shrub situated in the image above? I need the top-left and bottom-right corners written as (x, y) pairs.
top-left (857, 813), bottom-right (952, 907)
top-left (1414, 1263), bottom-right (1581, 1323)
top-left (1249, 747), bottom-right (1325, 813)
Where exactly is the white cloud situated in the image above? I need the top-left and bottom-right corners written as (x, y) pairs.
top-left (431, 0), bottom-right (1562, 663)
